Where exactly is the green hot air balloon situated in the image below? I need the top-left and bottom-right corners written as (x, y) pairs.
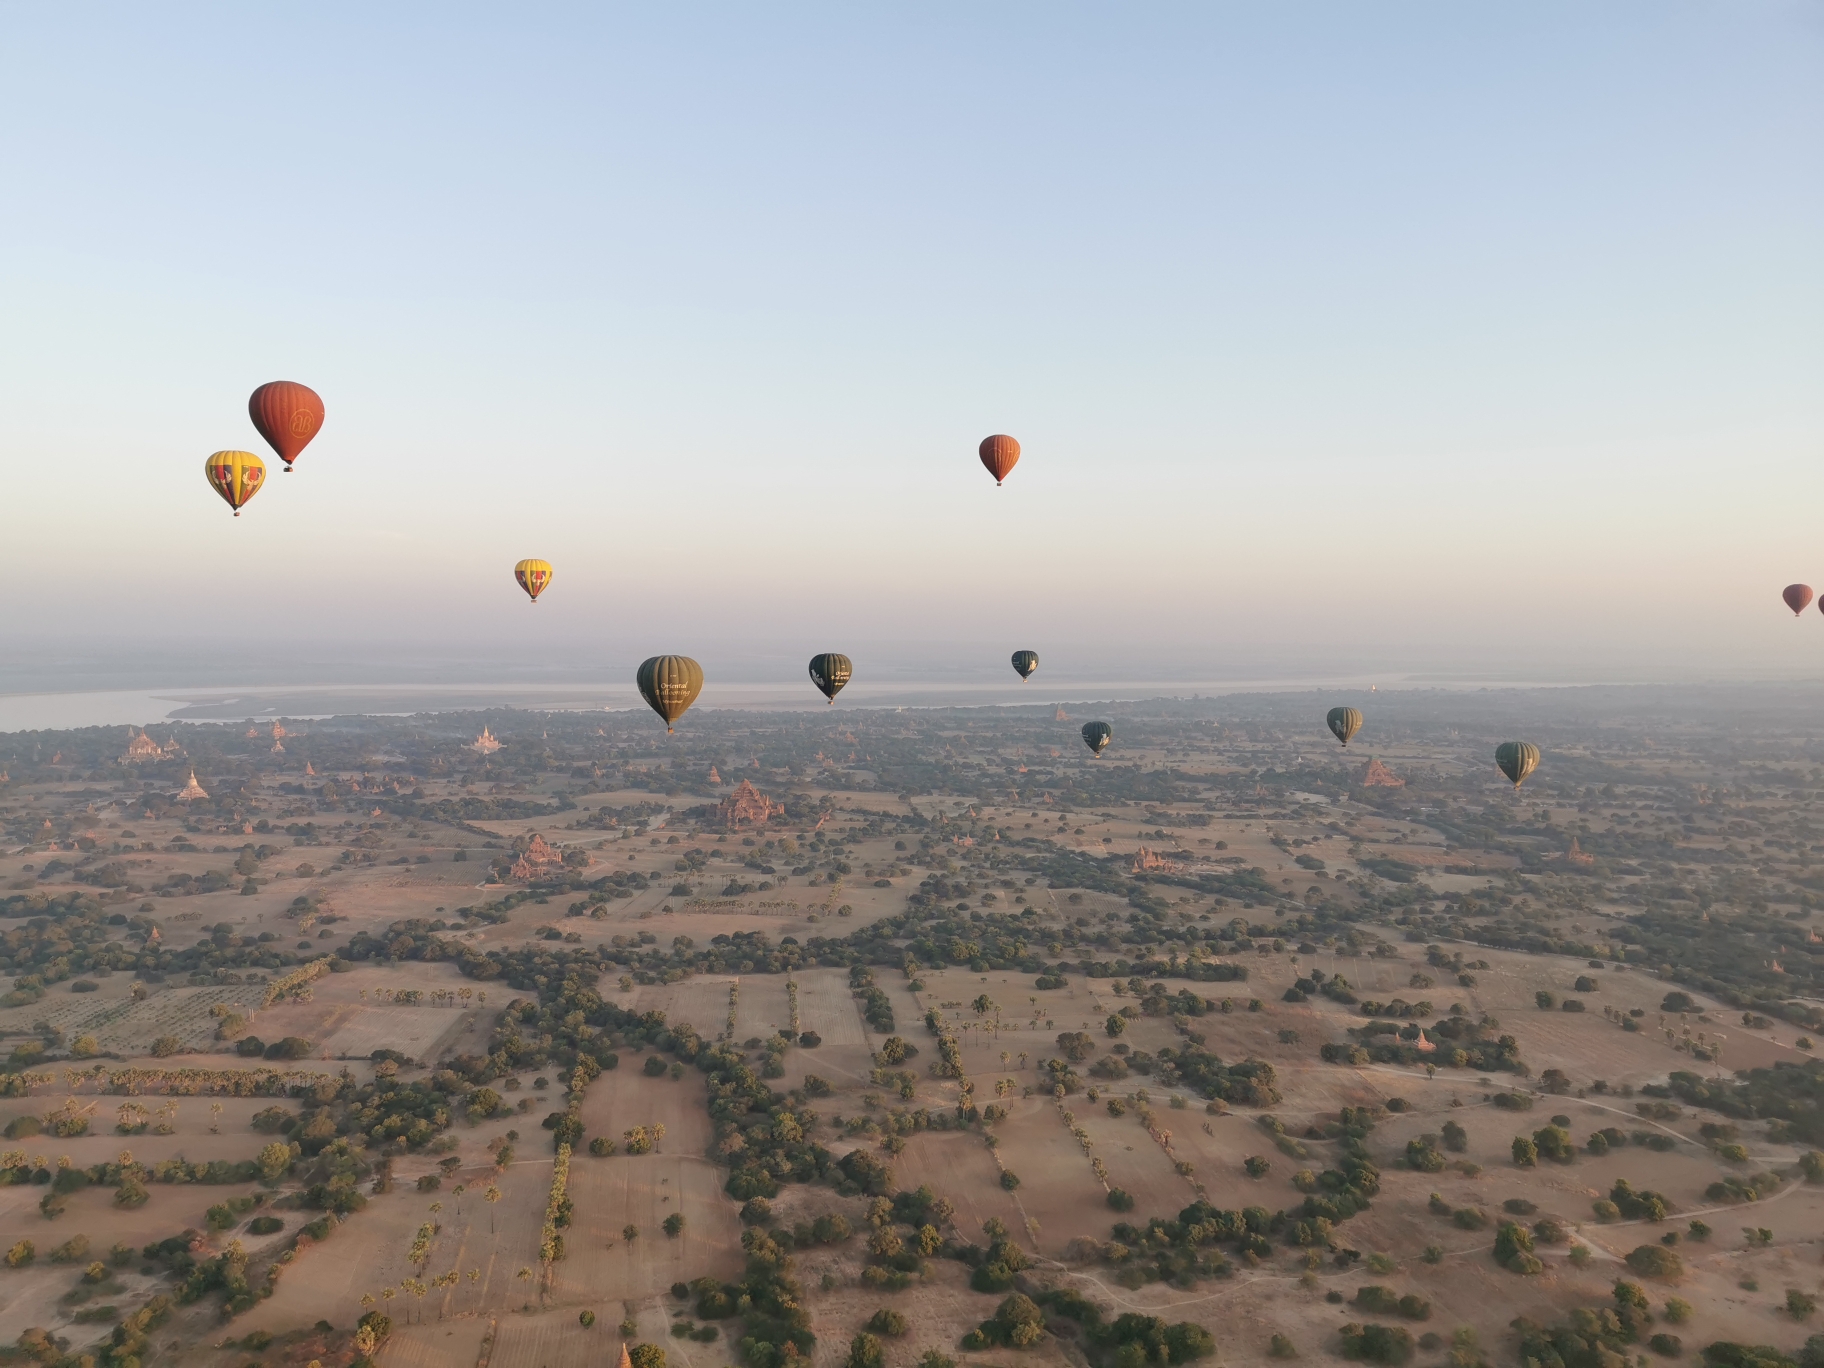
top-left (808, 653), bottom-right (852, 704)
top-left (1011, 650), bottom-right (1039, 681)
top-left (1495, 741), bottom-right (1540, 788)
top-left (1326, 707), bottom-right (1363, 747)
top-left (1082, 721), bottom-right (1112, 757)
top-left (636, 655), bottom-right (704, 733)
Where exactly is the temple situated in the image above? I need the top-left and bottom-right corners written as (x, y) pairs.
top-left (1131, 846), bottom-right (1183, 874)
top-left (1359, 757), bottom-right (1405, 788)
top-left (470, 726), bottom-right (502, 754)
top-left (120, 730), bottom-right (176, 763)
top-left (717, 779), bottom-right (783, 829)
top-left (510, 834), bottom-right (562, 881)
top-left (1561, 837), bottom-right (1595, 867)
top-left (707, 765), bottom-right (722, 785)
top-left (175, 771), bottom-right (209, 802)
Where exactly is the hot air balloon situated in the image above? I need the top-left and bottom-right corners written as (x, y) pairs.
top-left (514, 559), bottom-right (553, 604)
top-left (248, 382), bottom-right (324, 473)
top-left (636, 656), bottom-right (704, 733)
top-left (1495, 741), bottom-right (1540, 788)
top-left (979, 434), bottom-right (1020, 486)
top-left (204, 451), bottom-right (266, 516)
top-left (809, 653), bottom-right (852, 704)
top-left (1011, 650), bottom-right (1039, 681)
top-left (1785, 584), bottom-right (1815, 617)
top-left (1082, 722), bottom-right (1112, 757)
top-left (1326, 707), bottom-right (1363, 747)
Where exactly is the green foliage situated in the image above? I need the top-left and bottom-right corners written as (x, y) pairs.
top-left (1339, 1323), bottom-right (1414, 1364)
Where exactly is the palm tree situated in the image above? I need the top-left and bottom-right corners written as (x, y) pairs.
top-left (452, 1182), bottom-right (466, 1213)
top-left (486, 1184), bottom-right (501, 1231)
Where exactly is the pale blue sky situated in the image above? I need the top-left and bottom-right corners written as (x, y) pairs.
top-left (1, 4), bottom-right (1820, 689)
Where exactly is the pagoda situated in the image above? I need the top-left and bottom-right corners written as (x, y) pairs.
top-left (471, 726), bottom-right (502, 754)
top-left (271, 737), bottom-right (285, 754)
top-left (175, 771), bottom-right (209, 802)
top-left (707, 766), bottom-right (722, 785)
top-left (718, 779), bottom-right (783, 829)
top-left (1359, 757), bottom-right (1405, 788)
top-left (271, 721), bottom-right (288, 740)
top-left (1561, 837), bottom-right (1595, 867)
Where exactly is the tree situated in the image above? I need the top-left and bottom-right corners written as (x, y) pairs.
top-left (1244, 1156), bottom-right (1271, 1179)
top-left (1494, 1223), bottom-right (1541, 1274)
top-left (1511, 1135), bottom-right (1538, 1167)
top-left (847, 1333), bottom-right (885, 1368)
top-left (1625, 1245), bottom-right (1684, 1280)
top-left (1440, 1121), bottom-right (1467, 1152)
top-left (257, 1141), bottom-right (294, 1181)
top-left (662, 1213), bottom-right (684, 1237)
top-left (629, 1345), bottom-right (666, 1368)
top-left (1107, 1014), bottom-right (1127, 1038)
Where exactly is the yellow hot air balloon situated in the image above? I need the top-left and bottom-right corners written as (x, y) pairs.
top-left (514, 559), bottom-right (553, 603)
top-left (204, 450), bottom-right (266, 517)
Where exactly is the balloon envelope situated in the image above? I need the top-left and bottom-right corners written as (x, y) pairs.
top-left (1082, 721), bottom-right (1112, 757)
top-left (1011, 650), bottom-right (1039, 681)
top-left (204, 450), bottom-right (266, 516)
top-left (1784, 584), bottom-right (1815, 616)
top-left (979, 434), bottom-right (1020, 485)
top-left (248, 381), bottom-right (324, 470)
top-left (808, 653), bottom-right (852, 703)
top-left (1326, 707), bottom-right (1363, 746)
top-left (1495, 741), bottom-right (1540, 788)
top-left (636, 656), bottom-right (704, 733)
top-left (514, 559), bottom-right (553, 603)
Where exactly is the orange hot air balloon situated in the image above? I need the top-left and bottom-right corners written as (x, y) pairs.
top-left (249, 381), bottom-right (325, 472)
top-left (1782, 584), bottom-right (1814, 617)
top-left (979, 434), bottom-right (1020, 486)
top-left (204, 451), bottom-right (266, 516)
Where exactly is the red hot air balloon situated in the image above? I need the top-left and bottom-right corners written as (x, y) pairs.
top-left (249, 382), bottom-right (325, 472)
top-left (1784, 584), bottom-right (1815, 617)
top-left (979, 434), bottom-right (1020, 486)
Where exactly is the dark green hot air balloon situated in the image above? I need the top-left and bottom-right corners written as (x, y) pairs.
top-left (1082, 721), bottom-right (1112, 757)
top-left (808, 652), bottom-right (852, 704)
top-left (1326, 707), bottom-right (1363, 746)
top-left (636, 655), bottom-right (704, 733)
top-left (1495, 741), bottom-right (1540, 788)
top-left (1011, 650), bottom-right (1038, 681)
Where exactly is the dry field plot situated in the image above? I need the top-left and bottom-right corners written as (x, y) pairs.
top-left (1, 984), bottom-right (251, 1054)
top-left (890, 1131), bottom-right (1023, 1239)
top-left (985, 1102), bottom-right (1110, 1253)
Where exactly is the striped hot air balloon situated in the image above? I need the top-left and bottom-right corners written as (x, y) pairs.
top-left (1326, 707), bottom-right (1363, 746)
top-left (514, 559), bottom-right (553, 603)
top-left (1011, 650), bottom-right (1038, 681)
top-left (1495, 741), bottom-right (1540, 788)
top-left (1082, 721), bottom-right (1112, 757)
top-left (204, 451), bottom-right (266, 516)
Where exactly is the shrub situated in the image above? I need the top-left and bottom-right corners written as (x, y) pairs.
top-left (1339, 1323), bottom-right (1414, 1364)
top-left (629, 1345), bottom-right (665, 1368)
top-left (1649, 1336), bottom-right (1684, 1357)
top-left (6, 1241), bottom-right (34, 1267)
top-left (579, 1311), bottom-right (596, 1327)
top-left (248, 1217), bottom-right (284, 1235)
top-left (1107, 1188), bottom-right (1134, 1211)
top-left (1494, 1223), bottom-right (1541, 1274)
top-left (1000, 1170), bottom-right (1021, 1190)
top-left (739, 1198), bottom-right (772, 1226)
top-left (867, 1310), bottom-right (908, 1337)
top-left (589, 1136), bottom-right (616, 1156)
top-left (150, 1035), bottom-right (182, 1057)
top-left (662, 1213), bottom-right (684, 1237)
top-left (1271, 1335), bottom-right (1299, 1358)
